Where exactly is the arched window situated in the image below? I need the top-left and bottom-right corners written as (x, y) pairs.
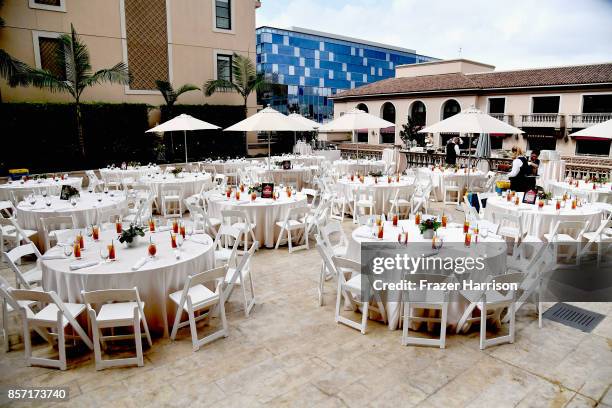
top-left (380, 102), bottom-right (396, 144)
top-left (410, 101), bottom-right (426, 126)
top-left (356, 103), bottom-right (369, 113)
top-left (442, 99), bottom-right (461, 119)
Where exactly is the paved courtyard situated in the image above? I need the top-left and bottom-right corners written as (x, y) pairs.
top-left (1, 205), bottom-right (611, 408)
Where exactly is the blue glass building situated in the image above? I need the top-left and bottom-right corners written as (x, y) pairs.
top-left (256, 26), bottom-right (437, 123)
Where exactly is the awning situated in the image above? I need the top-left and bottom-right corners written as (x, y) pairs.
top-left (574, 136), bottom-right (612, 141)
top-left (380, 126), bottom-right (395, 134)
top-left (523, 134), bottom-right (555, 139)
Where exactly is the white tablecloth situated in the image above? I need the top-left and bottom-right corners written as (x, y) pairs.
top-left (294, 141), bottom-right (312, 155)
top-left (16, 192), bottom-right (128, 250)
top-left (208, 160), bottom-right (251, 176)
top-left (549, 181), bottom-right (612, 203)
top-left (313, 149), bottom-right (341, 162)
top-left (249, 167), bottom-right (314, 190)
top-left (0, 177), bottom-right (82, 201)
top-left (205, 191), bottom-right (308, 248)
top-left (346, 220), bottom-right (507, 330)
top-left (484, 194), bottom-right (602, 239)
top-left (99, 166), bottom-right (160, 184)
top-left (417, 167), bottom-right (487, 201)
top-left (538, 160), bottom-right (565, 189)
top-left (140, 173), bottom-right (212, 212)
top-left (271, 155), bottom-right (325, 167)
top-left (41, 228), bottom-right (214, 336)
top-left (336, 176), bottom-right (415, 214)
top-left (333, 159), bottom-right (386, 175)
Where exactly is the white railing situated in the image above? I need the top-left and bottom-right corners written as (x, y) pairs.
top-left (569, 113), bottom-right (612, 128)
top-left (520, 113), bottom-right (564, 128)
top-left (489, 114), bottom-right (514, 125)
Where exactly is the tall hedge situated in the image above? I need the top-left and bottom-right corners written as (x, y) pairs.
top-left (0, 102), bottom-right (150, 175)
top-left (160, 104), bottom-right (247, 161)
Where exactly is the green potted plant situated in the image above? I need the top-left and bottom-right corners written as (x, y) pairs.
top-left (170, 167), bottom-right (183, 178)
top-left (419, 218), bottom-right (441, 239)
top-left (118, 224), bottom-right (145, 248)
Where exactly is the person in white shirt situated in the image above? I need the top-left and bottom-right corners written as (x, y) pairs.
top-left (508, 146), bottom-right (530, 191)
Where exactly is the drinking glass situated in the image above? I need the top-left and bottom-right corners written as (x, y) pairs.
top-left (63, 245), bottom-right (73, 257)
top-left (99, 246), bottom-right (109, 262)
top-left (45, 198), bottom-right (52, 207)
top-left (42, 189), bottom-right (48, 198)
top-left (70, 197), bottom-right (77, 207)
top-left (176, 235), bottom-right (184, 251)
top-left (29, 195), bottom-right (37, 206)
top-left (480, 226), bottom-right (488, 239)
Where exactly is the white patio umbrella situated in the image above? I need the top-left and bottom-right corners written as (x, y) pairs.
top-left (418, 106), bottom-right (523, 195)
top-left (146, 114), bottom-right (220, 164)
top-left (224, 107), bottom-right (312, 169)
top-left (288, 113), bottom-right (320, 147)
top-left (569, 118), bottom-right (612, 139)
top-left (318, 108), bottom-right (395, 161)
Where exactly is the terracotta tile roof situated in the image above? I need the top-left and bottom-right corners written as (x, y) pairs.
top-left (334, 63), bottom-right (612, 99)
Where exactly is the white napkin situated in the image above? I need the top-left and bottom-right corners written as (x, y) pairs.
top-left (131, 257), bottom-right (148, 271)
top-left (69, 261), bottom-right (99, 270)
top-left (355, 230), bottom-right (375, 239)
top-left (156, 225), bottom-right (171, 232)
top-left (42, 253), bottom-right (66, 260)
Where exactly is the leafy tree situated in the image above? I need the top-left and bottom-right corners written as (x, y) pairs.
top-left (155, 80), bottom-right (199, 160)
top-left (399, 115), bottom-right (425, 147)
top-left (0, 0), bottom-right (30, 99)
top-left (15, 24), bottom-right (130, 158)
top-left (204, 53), bottom-right (270, 155)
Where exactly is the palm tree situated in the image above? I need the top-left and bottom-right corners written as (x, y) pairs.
top-left (204, 53), bottom-right (268, 154)
top-left (16, 24), bottom-right (130, 158)
top-left (154, 80), bottom-right (200, 160)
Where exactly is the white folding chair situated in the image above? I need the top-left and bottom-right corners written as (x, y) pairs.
top-left (86, 170), bottom-right (103, 192)
top-left (442, 175), bottom-right (462, 205)
top-left (10, 289), bottom-right (93, 370)
top-left (456, 273), bottom-right (524, 350)
top-left (401, 273), bottom-right (450, 349)
top-left (320, 220), bottom-right (348, 258)
top-left (330, 186), bottom-right (353, 223)
top-left (315, 238), bottom-right (337, 307)
top-left (410, 180), bottom-right (432, 214)
top-left (353, 186), bottom-right (374, 225)
top-left (333, 256), bottom-right (386, 334)
top-left (275, 206), bottom-right (310, 253)
top-left (161, 183), bottom-right (185, 218)
top-left (388, 186), bottom-right (412, 219)
top-left (578, 217), bottom-right (612, 266)
top-left (224, 241), bottom-right (257, 317)
top-left (213, 224), bottom-right (241, 269)
top-left (4, 242), bottom-right (43, 289)
top-left (0, 276), bottom-right (43, 352)
top-left (40, 215), bottom-right (76, 250)
top-left (221, 210), bottom-right (256, 253)
top-left (184, 197), bottom-right (220, 235)
top-left (0, 217), bottom-right (37, 255)
top-left (82, 287), bottom-right (152, 370)
top-left (543, 220), bottom-right (589, 267)
top-left (169, 265), bottom-right (229, 351)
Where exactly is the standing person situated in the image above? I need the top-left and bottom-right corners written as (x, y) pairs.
top-left (508, 146), bottom-right (530, 192)
top-left (445, 137), bottom-right (461, 165)
top-left (527, 150), bottom-right (541, 190)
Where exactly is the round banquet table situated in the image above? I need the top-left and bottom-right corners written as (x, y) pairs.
top-left (549, 181), bottom-right (612, 203)
top-left (416, 167), bottom-right (487, 201)
top-left (346, 220), bottom-right (507, 330)
top-left (335, 176), bottom-right (416, 214)
top-left (0, 177), bottom-right (82, 202)
top-left (16, 191), bottom-right (128, 250)
top-left (41, 228), bottom-right (215, 336)
top-left (483, 193), bottom-right (602, 239)
top-left (249, 166), bottom-right (314, 191)
top-left (140, 173), bottom-right (212, 212)
top-left (271, 155), bottom-right (325, 167)
top-left (205, 191), bottom-right (308, 248)
top-left (333, 159), bottom-right (386, 175)
top-left (99, 166), bottom-right (160, 183)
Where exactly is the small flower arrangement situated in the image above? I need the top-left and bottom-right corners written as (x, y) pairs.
top-left (170, 167), bottom-right (183, 177)
top-left (128, 161), bottom-right (141, 168)
top-left (537, 191), bottom-right (552, 200)
top-left (589, 176), bottom-right (608, 184)
top-left (248, 183), bottom-right (262, 195)
top-left (118, 224), bottom-right (145, 245)
top-left (369, 171), bottom-right (383, 177)
top-left (419, 218), bottom-right (441, 234)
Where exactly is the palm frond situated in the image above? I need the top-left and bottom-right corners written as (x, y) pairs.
top-left (0, 50), bottom-right (32, 86)
top-left (231, 53), bottom-right (256, 97)
top-left (17, 67), bottom-right (72, 94)
top-left (175, 83), bottom-right (200, 96)
top-left (204, 79), bottom-right (237, 96)
top-left (81, 62), bottom-right (130, 93)
top-left (155, 80), bottom-right (174, 105)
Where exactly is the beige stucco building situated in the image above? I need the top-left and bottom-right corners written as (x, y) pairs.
top-left (0, 0), bottom-right (260, 108)
top-left (330, 59), bottom-right (612, 157)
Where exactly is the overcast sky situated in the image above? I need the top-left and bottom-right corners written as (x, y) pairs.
top-left (256, 0), bottom-right (612, 70)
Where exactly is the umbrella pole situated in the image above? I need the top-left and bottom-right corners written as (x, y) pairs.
top-left (268, 131), bottom-right (271, 170)
top-left (184, 130), bottom-right (188, 165)
top-left (294, 131), bottom-right (296, 151)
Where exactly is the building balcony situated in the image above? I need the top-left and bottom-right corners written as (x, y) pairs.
top-left (568, 113), bottom-right (612, 129)
top-left (519, 113), bottom-right (565, 129)
top-left (489, 113), bottom-right (514, 126)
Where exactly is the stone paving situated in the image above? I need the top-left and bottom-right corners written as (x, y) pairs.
top-left (0, 205), bottom-right (611, 407)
